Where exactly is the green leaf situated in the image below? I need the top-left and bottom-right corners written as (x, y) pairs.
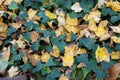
top-left (0, 58), bottom-right (8, 70)
top-left (82, 67), bottom-right (91, 80)
top-left (45, 57), bottom-right (56, 67)
top-left (7, 27), bottom-right (16, 36)
top-left (80, 0), bottom-right (94, 13)
top-left (32, 61), bottom-right (44, 73)
top-left (23, 20), bottom-right (33, 31)
top-left (8, 1), bottom-right (18, 10)
top-left (46, 68), bottom-right (60, 80)
top-left (31, 40), bottom-right (39, 51)
top-left (18, 11), bottom-right (28, 20)
top-left (20, 62), bottom-right (33, 72)
top-left (110, 14), bottom-right (120, 24)
top-left (70, 32), bottom-right (76, 41)
top-left (115, 44), bottom-right (120, 51)
top-left (79, 38), bottom-right (95, 50)
top-left (51, 38), bottom-right (66, 53)
top-left (22, 32), bottom-right (31, 41)
top-left (43, 30), bottom-right (55, 38)
top-left (10, 43), bottom-right (18, 55)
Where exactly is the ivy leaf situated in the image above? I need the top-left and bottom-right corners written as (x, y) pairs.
top-left (8, 1), bottom-right (18, 10)
top-left (0, 58), bottom-right (8, 70)
top-left (18, 11), bottom-right (28, 20)
top-left (46, 68), bottom-right (60, 80)
top-left (79, 38), bottom-right (95, 50)
top-left (20, 62), bottom-right (33, 72)
top-left (32, 61), bottom-right (45, 73)
top-left (23, 20), bottom-right (33, 31)
top-left (31, 40), bottom-right (39, 51)
top-left (22, 32), bottom-right (31, 41)
top-left (7, 27), bottom-right (17, 36)
top-left (80, 0), bottom-right (94, 13)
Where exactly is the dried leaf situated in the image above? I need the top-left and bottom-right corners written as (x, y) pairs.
top-left (8, 66), bottom-right (19, 77)
top-left (111, 36), bottom-right (120, 44)
top-left (110, 26), bottom-right (120, 34)
top-left (30, 31), bottom-right (39, 42)
top-left (100, 33), bottom-right (111, 41)
top-left (29, 54), bottom-right (40, 66)
top-left (106, 63), bottom-right (120, 80)
top-left (51, 45), bottom-right (60, 58)
top-left (1, 47), bottom-right (10, 61)
top-left (77, 62), bottom-right (86, 69)
top-left (71, 2), bottom-right (82, 12)
top-left (98, 0), bottom-right (106, 8)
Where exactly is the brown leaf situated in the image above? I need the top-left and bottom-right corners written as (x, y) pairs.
top-left (106, 63), bottom-right (120, 80)
top-left (30, 31), bottom-right (39, 42)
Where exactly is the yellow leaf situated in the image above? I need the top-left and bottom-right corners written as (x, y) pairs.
top-left (66, 14), bottom-right (78, 26)
top-left (95, 46), bottom-right (107, 62)
top-left (62, 55), bottom-right (74, 67)
top-left (111, 51), bottom-right (120, 59)
top-left (59, 74), bottom-right (69, 80)
top-left (105, 0), bottom-right (120, 12)
top-left (41, 52), bottom-right (51, 63)
top-left (64, 25), bottom-right (79, 34)
top-left (30, 31), bottom-right (39, 42)
top-left (45, 10), bottom-right (56, 19)
top-left (8, 66), bottom-right (19, 77)
top-left (0, 0), bottom-right (4, 5)
top-left (51, 45), bottom-right (60, 58)
top-left (66, 33), bottom-right (71, 42)
top-left (84, 10), bottom-right (101, 23)
top-left (57, 16), bottom-right (66, 27)
top-left (111, 36), bottom-right (120, 44)
top-left (88, 21), bottom-right (97, 31)
top-left (71, 2), bottom-right (82, 12)
top-left (4, 0), bottom-right (23, 5)
top-left (64, 45), bottom-right (77, 57)
top-left (28, 8), bottom-right (37, 19)
top-left (95, 26), bottom-right (106, 37)
top-left (40, 25), bottom-right (46, 31)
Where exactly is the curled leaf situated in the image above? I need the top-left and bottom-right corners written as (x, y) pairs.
top-left (110, 26), bottom-right (120, 34)
top-left (8, 66), bottom-right (19, 77)
top-left (111, 36), bottom-right (120, 44)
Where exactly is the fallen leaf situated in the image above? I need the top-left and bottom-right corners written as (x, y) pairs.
top-left (100, 33), bottom-right (111, 41)
top-left (1, 46), bottom-right (10, 61)
top-left (4, 0), bottom-right (23, 5)
top-left (41, 52), bottom-right (51, 63)
top-left (75, 48), bottom-right (86, 56)
top-left (84, 10), bottom-right (101, 23)
top-left (95, 26), bottom-right (106, 37)
top-left (66, 14), bottom-right (78, 26)
top-left (51, 45), bottom-right (60, 58)
top-left (95, 46), bottom-right (107, 62)
top-left (12, 21), bottom-right (23, 29)
top-left (111, 36), bottom-right (120, 44)
top-left (8, 66), bottom-right (19, 77)
top-left (88, 20), bottom-right (97, 31)
top-left (29, 54), bottom-right (40, 66)
top-left (45, 10), bottom-right (56, 19)
top-left (110, 26), bottom-right (120, 34)
top-left (30, 31), bottom-right (39, 42)
top-left (28, 8), bottom-right (37, 19)
top-left (59, 74), bottom-right (69, 80)
top-left (106, 63), bottom-right (120, 80)
top-left (71, 2), bottom-right (82, 12)
top-left (0, 0), bottom-right (4, 5)
top-left (77, 62), bottom-right (86, 69)
top-left (62, 55), bottom-right (74, 67)
top-left (98, 0), bottom-right (106, 8)
top-left (111, 51), bottom-right (120, 59)
top-left (0, 10), bottom-right (5, 17)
